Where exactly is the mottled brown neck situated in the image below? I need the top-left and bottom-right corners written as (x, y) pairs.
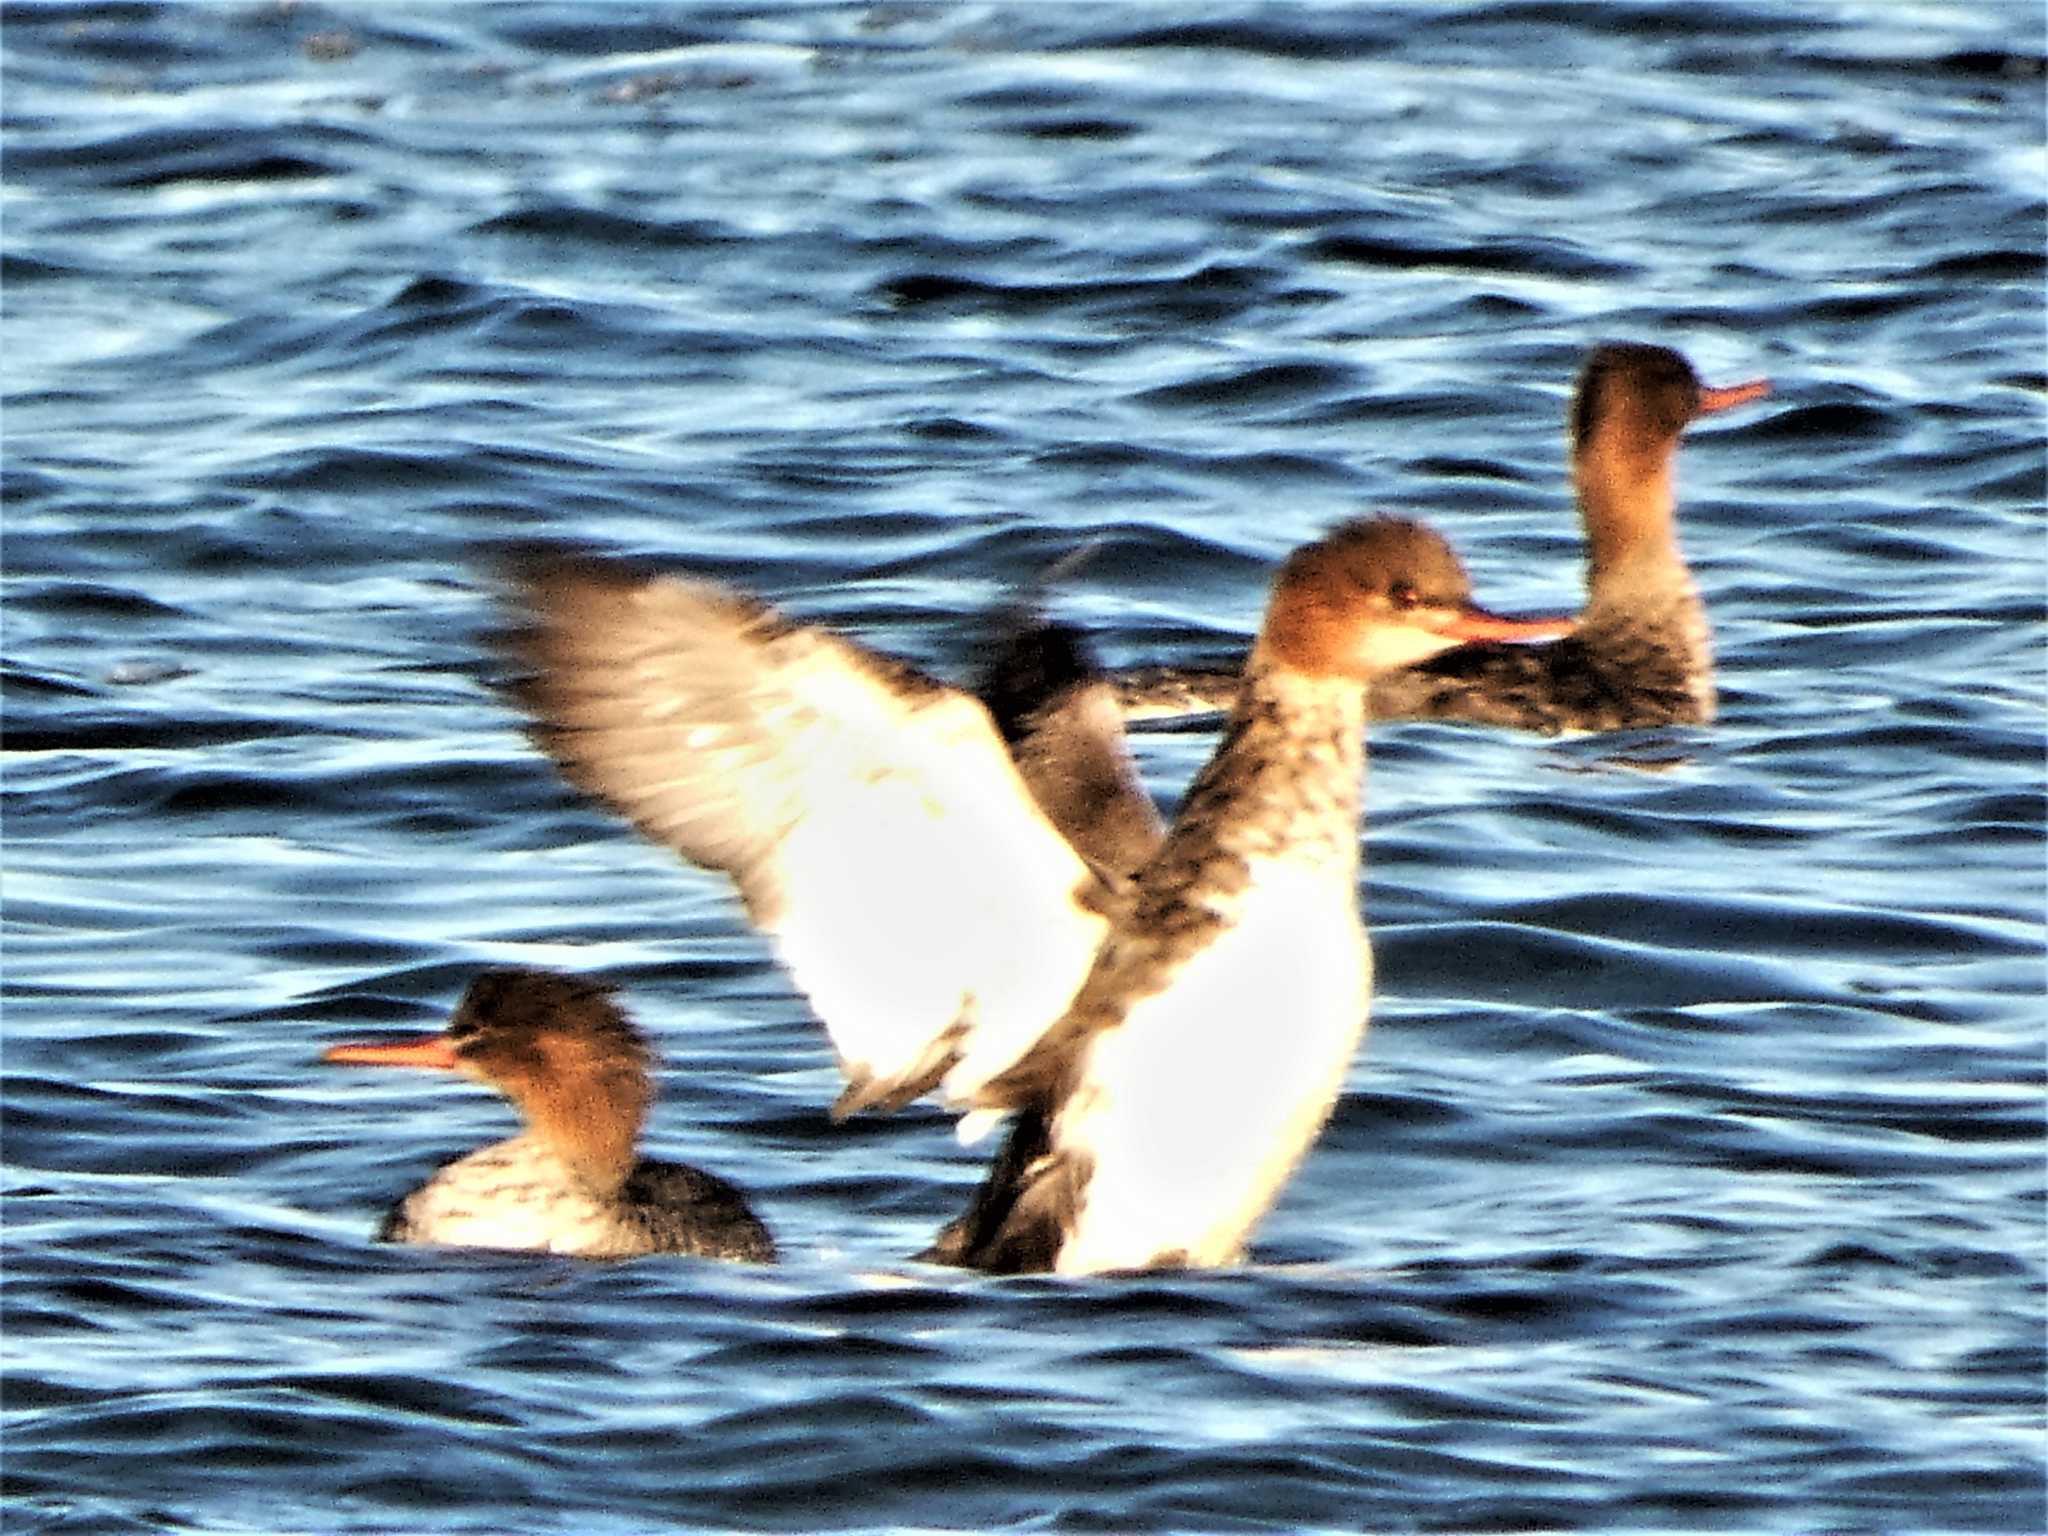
top-left (512, 1058), bottom-right (649, 1198)
top-left (1575, 434), bottom-right (1684, 593)
top-left (1186, 650), bottom-right (1367, 871)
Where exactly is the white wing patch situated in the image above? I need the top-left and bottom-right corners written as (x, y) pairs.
top-left (512, 568), bottom-right (1110, 1112)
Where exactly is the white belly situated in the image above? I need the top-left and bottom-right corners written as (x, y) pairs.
top-left (1052, 863), bottom-right (1372, 1275)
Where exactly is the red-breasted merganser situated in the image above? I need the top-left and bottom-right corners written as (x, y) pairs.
top-left (938, 518), bottom-right (1571, 1273)
top-left (321, 968), bottom-right (775, 1262)
top-left (508, 520), bottom-right (1571, 1274)
top-left (1111, 343), bottom-right (1770, 733)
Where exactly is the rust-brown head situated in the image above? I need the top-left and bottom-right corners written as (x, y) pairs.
top-left (322, 969), bottom-right (654, 1196)
top-left (1256, 516), bottom-right (1577, 681)
top-left (1572, 342), bottom-right (1770, 461)
top-left (1569, 344), bottom-right (1769, 574)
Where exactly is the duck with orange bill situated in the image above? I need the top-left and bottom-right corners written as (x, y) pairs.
top-left (322, 968), bottom-right (775, 1262)
top-left (1112, 342), bottom-right (1770, 733)
top-left (505, 517), bottom-right (1572, 1274)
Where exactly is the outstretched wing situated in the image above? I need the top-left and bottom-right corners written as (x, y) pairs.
top-left (505, 562), bottom-right (1111, 1115)
top-left (972, 597), bottom-right (1165, 884)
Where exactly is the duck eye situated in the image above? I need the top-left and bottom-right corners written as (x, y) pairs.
top-left (1388, 582), bottom-right (1420, 610)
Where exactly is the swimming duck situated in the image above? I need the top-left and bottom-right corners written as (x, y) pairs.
top-left (321, 968), bottom-right (775, 1262)
top-left (1111, 343), bottom-right (1770, 733)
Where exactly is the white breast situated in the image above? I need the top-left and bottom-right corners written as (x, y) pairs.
top-left (392, 1135), bottom-right (634, 1257)
top-left (1051, 860), bottom-right (1372, 1275)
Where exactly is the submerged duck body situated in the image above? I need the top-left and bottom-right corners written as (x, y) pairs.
top-left (1112, 343), bottom-right (1770, 735)
top-left (508, 520), bottom-right (1571, 1275)
top-left (323, 969), bottom-right (774, 1263)
top-left (374, 1132), bottom-right (768, 1260)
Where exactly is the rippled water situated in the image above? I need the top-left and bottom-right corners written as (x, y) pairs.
top-left (5, 3), bottom-right (2043, 1532)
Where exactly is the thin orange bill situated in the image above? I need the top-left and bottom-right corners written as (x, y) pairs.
top-left (321, 1034), bottom-right (463, 1070)
top-left (1437, 606), bottom-right (1580, 645)
top-left (1698, 377), bottom-right (1771, 413)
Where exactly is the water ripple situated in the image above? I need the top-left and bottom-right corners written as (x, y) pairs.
top-left (3, 2), bottom-right (2040, 1532)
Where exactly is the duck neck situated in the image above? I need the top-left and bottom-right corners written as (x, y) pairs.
top-left (1171, 651), bottom-right (1367, 879)
top-left (516, 1070), bottom-right (647, 1200)
top-left (1572, 434), bottom-right (1714, 714)
top-left (1576, 437), bottom-right (1687, 603)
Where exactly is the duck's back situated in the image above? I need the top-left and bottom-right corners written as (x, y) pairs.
top-left (1367, 586), bottom-right (1711, 733)
top-left (620, 1160), bottom-right (777, 1263)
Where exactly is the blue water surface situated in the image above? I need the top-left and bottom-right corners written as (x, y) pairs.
top-left (4, 3), bottom-right (2043, 1533)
